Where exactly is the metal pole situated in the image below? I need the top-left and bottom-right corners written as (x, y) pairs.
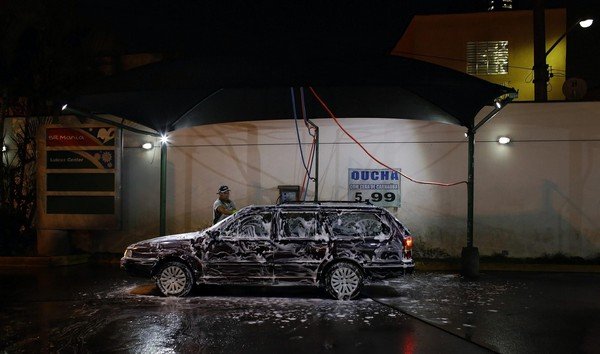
top-left (533, 0), bottom-right (548, 102)
top-left (466, 100), bottom-right (512, 249)
top-left (160, 141), bottom-right (167, 236)
top-left (0, 90), bottom-right (6, 206)
top-left (461, 127), bottom-right (479, 278)
top-left (314, 125), bottom-right (319, 202)
top-left (467, 129), bottom-right (475, 247)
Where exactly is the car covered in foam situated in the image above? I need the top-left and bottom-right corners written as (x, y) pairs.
top-left (121, 202), bottom-right (414, 300)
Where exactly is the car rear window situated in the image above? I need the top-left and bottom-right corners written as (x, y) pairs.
top-left (325, 211), bottom-right (390, 238)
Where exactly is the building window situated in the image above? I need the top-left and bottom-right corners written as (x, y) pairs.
top-left (488, 0), bottom-right (513, 11)
top-left (466, 41), bottom-right (509, 75)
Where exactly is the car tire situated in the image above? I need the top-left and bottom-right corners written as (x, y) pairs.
top-left (324, 262), bottom-right (363, 300)
top-left (155, 261), bottom-right (194, 297)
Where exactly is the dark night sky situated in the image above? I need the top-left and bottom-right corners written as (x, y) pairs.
top-left (4, 0), bottom-right (599, 94)
top-left (76, 1), bottom-right (415, 57)
top-left (74, 0), bottom-right (572, 57)
top-left (73, 0), bottom-right (599, 87)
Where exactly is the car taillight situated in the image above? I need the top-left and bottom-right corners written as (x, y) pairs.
top-left (403, 236), bottom-right (413, 250)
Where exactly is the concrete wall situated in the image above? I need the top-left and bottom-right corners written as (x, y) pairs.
top-left (33, 102), bottom-right (600, 258)
top-left (392, 9), bottom-right (567, 101)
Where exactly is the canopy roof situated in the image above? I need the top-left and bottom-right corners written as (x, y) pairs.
top-left (67, 55), bottom-right (516, 133)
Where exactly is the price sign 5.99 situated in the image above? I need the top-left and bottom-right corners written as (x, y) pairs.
top-left (347, 168), bottom-right (401, 207)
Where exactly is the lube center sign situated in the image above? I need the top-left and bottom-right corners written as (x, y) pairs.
top-left (37, 125), bottom-right (121, 230)
top-left (347, 168), bottom-right (401, 207)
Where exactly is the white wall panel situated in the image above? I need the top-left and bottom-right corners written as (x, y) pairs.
top-left (92, 102), bottom-right (600, 258)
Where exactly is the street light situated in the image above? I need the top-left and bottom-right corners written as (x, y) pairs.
top-left (544, 18), bottom-right (593, 58)
top-left (498, 136), bottom-right (511, 144)
top-left (579, 19), bottom-right (594, 28)
top-left (534, 15), bottom-right (594, 101)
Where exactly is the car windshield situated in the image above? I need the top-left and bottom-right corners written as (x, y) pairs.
top-left (202, 206), bottom-right (251, 233)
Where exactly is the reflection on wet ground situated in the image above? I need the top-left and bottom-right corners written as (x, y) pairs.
top-left (377, 272), bottom-right (600, 354)
top-left (1, 265), bottom-right (598, 353)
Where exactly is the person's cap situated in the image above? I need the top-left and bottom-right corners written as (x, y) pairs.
top-left (217, 185), bottom-right (231, 194)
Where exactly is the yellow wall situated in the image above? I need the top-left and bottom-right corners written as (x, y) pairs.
top-left (392, 9), bottom-right (567, 101)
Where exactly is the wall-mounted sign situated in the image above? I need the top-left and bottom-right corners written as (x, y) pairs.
top-left (37, 124), bottom-right (121, 230)
top-left (47, 150), bottom-right (115, 169)
top-left (46, 127), bottom-right (116, 147)
top-left (347, 168), bottom-right (401, 207)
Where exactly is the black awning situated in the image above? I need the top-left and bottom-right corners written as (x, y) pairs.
top-left (67, 55), bottom-right (516, 133)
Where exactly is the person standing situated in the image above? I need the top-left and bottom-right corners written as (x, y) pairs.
top-left (213, 185), bottom-right (237, 224)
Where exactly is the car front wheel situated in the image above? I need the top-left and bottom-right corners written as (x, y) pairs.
top-left (155, 261), bottom-right (194, 297)
top-left (324, 262), bottom-right (363, 300)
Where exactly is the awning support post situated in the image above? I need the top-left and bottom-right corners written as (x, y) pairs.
top-left (160, 140), bottom-right (167, 236)
top-left (467, 128), bottom-right (475, 248)
top-left (462, 128), bottom-right (480, 278)
top-left (462, 97), bottom-right (513, 278)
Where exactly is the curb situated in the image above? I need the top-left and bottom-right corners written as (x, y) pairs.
top-left (0, 254), bottom-right (90, 267)
top-left (416, 261), bottom-right (600, 273)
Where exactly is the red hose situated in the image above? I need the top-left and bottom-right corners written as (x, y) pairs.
top-left (308, 86), bottom-right (467, 187)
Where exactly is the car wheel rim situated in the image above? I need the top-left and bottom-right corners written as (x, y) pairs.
top-left (330, 267), bottom-right (359, 299)
top-left (159, 266), bottom-right (187, 295)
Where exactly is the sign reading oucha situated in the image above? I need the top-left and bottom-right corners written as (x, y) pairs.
top-left (347, 168), bottom-right (401, 207)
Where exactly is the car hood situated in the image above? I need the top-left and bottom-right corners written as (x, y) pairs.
top-left (130, 231), bottom-right (201, 249)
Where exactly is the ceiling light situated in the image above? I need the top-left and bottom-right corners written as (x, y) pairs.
top-left (61, 104), bottom-right (68, 111)
top-left (142, 143), bottom-right (153, 150)
top-left (498, 136), bottom-right (511, 145)
top-left (579, 19), bottom-right (593, 28)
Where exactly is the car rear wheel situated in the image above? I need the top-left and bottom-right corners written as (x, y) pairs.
top-left (324, 262), bottom-right (363, 300)
top-left (156, 261), bottom-right (194, 297)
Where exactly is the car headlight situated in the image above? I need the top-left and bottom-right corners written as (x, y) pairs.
top-left (124, 249), bottom-right (132, 258)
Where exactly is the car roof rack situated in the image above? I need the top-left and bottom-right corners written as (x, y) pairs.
top-left (277, 200), bottom-right (373, 206)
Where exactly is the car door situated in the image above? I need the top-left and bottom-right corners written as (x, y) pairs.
top-left (323, 210), bottom-right (392, 263)
top-left (272, 209), bottom-right (329, 283)
top-left (201, 211), bottom-right (274, 283)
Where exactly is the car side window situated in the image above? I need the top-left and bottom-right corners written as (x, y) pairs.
top-left (222, 212), bottom-right (272, 239)
top-left (325, 211), bottom-right (389, 237)
top-left (279, 211), bottom-right (318, 239)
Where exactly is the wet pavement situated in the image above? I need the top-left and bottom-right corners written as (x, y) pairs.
top-left (1, 265), bottom-right (598, 353)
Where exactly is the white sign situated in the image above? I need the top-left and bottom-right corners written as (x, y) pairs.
top-left (347, 168), bottom-right (401, 207)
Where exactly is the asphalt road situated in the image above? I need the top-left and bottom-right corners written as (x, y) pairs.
top-left (0, 265), bottom-right (598, 353)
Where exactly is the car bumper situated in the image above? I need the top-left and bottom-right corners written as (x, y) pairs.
top-left (364, 260), bottom-right (415, 279)
top-left (120, 257), bottom-right (158, 277)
